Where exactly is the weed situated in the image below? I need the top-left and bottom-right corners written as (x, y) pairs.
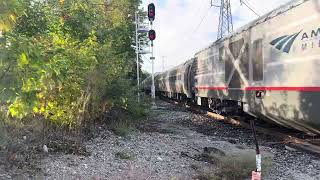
top-left (215, 153), bottom-right (256, 179)
top-left (109, 119), bottom-right (132, 137)
top-left (105, 95), bottom-right (151, 137)
top-left (196, 152), bottom-right (273, 180)
top-left (115, 151), bottom-right (132, 160)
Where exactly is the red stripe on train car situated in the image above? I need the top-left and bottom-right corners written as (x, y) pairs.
top-left (244, 87), bottom-right (320, 92)
top-left (196, 86), bottom-right (320, 92)
top-left (196, 86), bottom-right (228, 90)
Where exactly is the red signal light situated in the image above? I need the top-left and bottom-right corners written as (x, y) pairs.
top-left (148, 3), bottom-right (155, 22)
top-left (149, 30), bottom-right (156, 41)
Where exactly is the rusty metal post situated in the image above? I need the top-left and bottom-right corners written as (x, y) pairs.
top-left (250, 119), bottom-right (262, 180)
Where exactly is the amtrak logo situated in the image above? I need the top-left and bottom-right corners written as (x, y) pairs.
top-left (270, 31), bottom-right (301, 53)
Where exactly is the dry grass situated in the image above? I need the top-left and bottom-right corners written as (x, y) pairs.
top-left (0, 116), bottom-right (91, 175)
top-left (109, 119), bottom-right (133, 137)
top-left (195, 152), bottom-right (273, 180)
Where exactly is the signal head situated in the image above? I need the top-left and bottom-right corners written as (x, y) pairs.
top-left (148, 3), bottom-right (155, 22)
top-left (148, 30), bottom-right (156, 41)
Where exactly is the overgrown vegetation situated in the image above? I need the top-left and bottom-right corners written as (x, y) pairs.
top-left (0, 0), bottom-right (148, 129)
top-left (103, 94), bottom-right (150, 137)
top-left (0, 0), bottom-right (150, 174)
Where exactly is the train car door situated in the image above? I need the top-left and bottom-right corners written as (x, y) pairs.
top-left (247, 38), bottom-right (264, 116)
top-left (187, 58), bottom-right (197, 99)
top-left (251, 39), bottom-right (264, 83)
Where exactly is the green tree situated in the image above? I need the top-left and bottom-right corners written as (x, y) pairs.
top-left (0, 0), bottom-right (145, 128)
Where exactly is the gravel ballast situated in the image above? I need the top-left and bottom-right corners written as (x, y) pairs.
top-left (1, 99), bottom-right (319, 179)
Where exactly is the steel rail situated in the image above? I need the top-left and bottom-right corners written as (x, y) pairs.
top-left (160, 97), bottom-right (320, 157)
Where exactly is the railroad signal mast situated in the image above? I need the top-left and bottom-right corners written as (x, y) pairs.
top-left (134, 3), bottom-right (156, 102)
top-left (148, 3), bottom-right (156, 100)
top-left (135, 13), bottom-right (150, 103)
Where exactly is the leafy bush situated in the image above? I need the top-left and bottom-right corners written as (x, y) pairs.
top-left (103, 79), bottom-right (150, 136)
top-left (0, 0), bottom-right (146, 128)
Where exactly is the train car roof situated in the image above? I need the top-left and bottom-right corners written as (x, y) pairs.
top-left (195, 0), bottom-right (306, 55)
top-left (159, 58), bottom-right (195, 75)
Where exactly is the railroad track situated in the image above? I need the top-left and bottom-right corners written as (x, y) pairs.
top-left (159, 97), bottom-right (320, 157)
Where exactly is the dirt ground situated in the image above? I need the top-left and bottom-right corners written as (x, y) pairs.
top-left (1, 99), bottom-right (320, 179)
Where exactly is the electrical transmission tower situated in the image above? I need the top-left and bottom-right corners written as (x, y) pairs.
top-left (212, 0), bottom-right (233, 39)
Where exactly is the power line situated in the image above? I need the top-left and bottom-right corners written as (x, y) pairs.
top-left (245, 0), bottom-right (260, 14)
top-left (193, 6), bottom-right (212, 33)
top-left (240, 0), bottom-right (260, 17)
top-left (193, 0), bottom-right (208, 17)
top-left (165, 3), bottom-right (213, 58)
top-left (181, 0), bottom-right (211, 34)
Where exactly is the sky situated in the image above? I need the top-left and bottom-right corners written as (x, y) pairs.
top-left (140, 0), bottom-right (292, 73)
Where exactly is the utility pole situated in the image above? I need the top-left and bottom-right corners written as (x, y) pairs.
top-left (212, 0), bottom-right (233, 39)
top-left (161, 56), bottom-right (165, 72)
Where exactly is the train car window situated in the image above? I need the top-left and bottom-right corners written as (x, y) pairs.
top-left (252, 39), bottom-right (263, 81)
top-left (225, 49), bottom-right (234, 85)
top-left (219, 47), bottom-right (225, 83)
top-left (240, 44), bottom-right (249, 79)
top-left (192, 58), bottom-right (198, 73)
top-left (219, 47), bottom-right (224, 62)
top-left (229, 39), bottom-right (244, 59)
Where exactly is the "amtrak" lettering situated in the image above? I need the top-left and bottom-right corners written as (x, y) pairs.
top-left (301, 39), bottom-right (320, 51)
top-left (301, 28), bottom-right (320, 40)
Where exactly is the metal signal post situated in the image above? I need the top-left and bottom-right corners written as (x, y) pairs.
top-left (148, 3), bottom-right (156, 100)
top-left (134, 3), bottom-right (156, 102)
top-left (135, 12), bottom-right (151, 103)
top-left (150, 28), bottom-right (156, 100)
